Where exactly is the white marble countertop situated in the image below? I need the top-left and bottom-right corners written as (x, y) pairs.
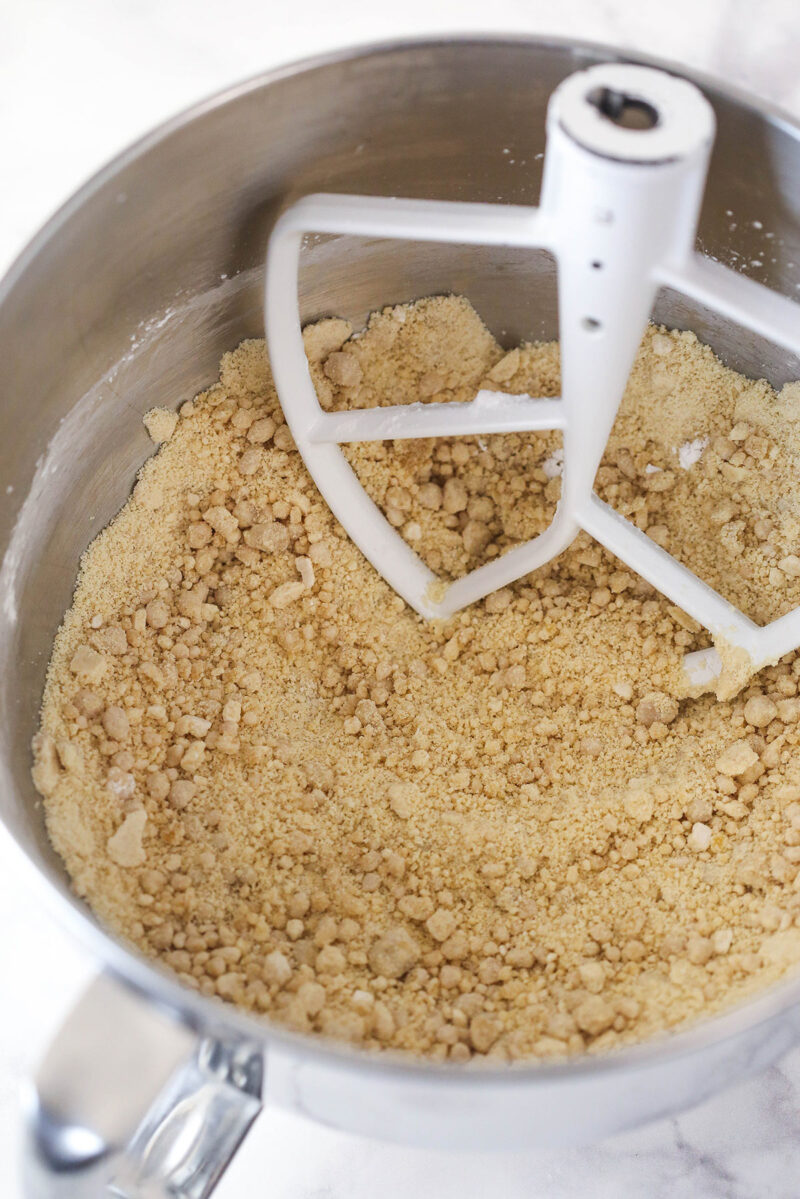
top-left (2, 1), bottom-right (800, 1195)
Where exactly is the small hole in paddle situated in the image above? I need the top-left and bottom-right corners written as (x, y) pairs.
top-left (587, 87), bottom-right (659, 131)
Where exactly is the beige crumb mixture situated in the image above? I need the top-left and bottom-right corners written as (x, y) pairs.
top-left (32, 295), bottom-right (800, 1065)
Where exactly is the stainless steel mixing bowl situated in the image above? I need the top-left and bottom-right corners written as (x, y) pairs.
top-left (3, 35), bottom-right (800, 1198)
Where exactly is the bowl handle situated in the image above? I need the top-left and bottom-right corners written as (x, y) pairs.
top-left (21, 972), bottom-right (264, 1197)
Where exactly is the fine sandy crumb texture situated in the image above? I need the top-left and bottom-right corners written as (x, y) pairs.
top-left (32, 295), bottom-right (800, 1066)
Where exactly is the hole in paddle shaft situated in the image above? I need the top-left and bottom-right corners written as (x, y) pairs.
top-left (587, 87), bottom-right (659, 131)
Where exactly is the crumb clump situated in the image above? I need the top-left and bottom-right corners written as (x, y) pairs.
top-left (32, 294), bottom-right (800, 1065)
top-left (143, 407), bottom-right (179, 444)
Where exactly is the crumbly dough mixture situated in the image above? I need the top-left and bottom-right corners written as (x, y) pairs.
top-left (32, 296), bottom-right (800, 1064)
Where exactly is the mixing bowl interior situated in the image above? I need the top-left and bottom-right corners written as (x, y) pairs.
top-left (2, 35), bottom-right (800, 1003)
